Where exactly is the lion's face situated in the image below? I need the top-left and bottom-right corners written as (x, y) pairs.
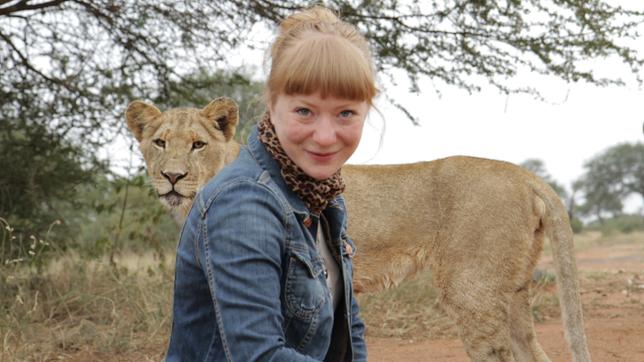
top-left (125, 98), bottom-right (240, 223)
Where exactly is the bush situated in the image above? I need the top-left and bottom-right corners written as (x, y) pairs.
top-left (570, 217), bottom-right (584, 234)
top-left (69, 173), bottom-right (180, 258)
top-left (0, 119), bottom-right (104, 256)
top-left (587, 214), bottom-right (644, 235)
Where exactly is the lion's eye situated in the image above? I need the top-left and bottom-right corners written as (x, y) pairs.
top-left (192, 141), bottom-right (207, 150)
top-left (153, 139), bottom-right (166, 148)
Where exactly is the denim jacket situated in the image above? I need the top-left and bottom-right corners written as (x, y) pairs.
top-left (165, 127), bottom-right (367, 362)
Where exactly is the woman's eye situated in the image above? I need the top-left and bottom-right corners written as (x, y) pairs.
top-left (295, 108), bottom-right (311, 117)
top-left (153, 139), bottom-right (166, 148)
top-left (192, 141), bottom-right (207, 150)
top-left (339, 110), bottom-right (354, 118)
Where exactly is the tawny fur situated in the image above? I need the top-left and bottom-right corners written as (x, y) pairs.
top-left (125, 98), bottom-right (241, 224)
top-left (125, 99), bottom-right (591, 362)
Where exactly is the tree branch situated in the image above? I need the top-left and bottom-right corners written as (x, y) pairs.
top-left (0, 29), bottom-right (76, 91)
top-left (0, 0), bottom-right (69, 17)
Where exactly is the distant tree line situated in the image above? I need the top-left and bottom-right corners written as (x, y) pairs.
top-left (574, 142), bottom-right (644, 223)
top-left (521, 142), bottom-right (644, 231)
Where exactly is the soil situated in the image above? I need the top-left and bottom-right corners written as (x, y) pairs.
top-left (366, 234), bottom-right (644, 361)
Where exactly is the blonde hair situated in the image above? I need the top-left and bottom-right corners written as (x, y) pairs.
top-left (265, 6), bottom-right (377, 105)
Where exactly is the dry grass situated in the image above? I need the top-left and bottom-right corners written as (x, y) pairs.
top-left (0, 252), bottom-right (561, 359)
top-left (1, 251), bottom-right (174, 361)
top-left (544, 230), bottom-right (644, 254)
top-left (357, 269), bottom-right (560, 340)
top-left (357, 270), bottom-right (457, 340)
top-left (2, 230), bottom-right (640, 360)
top-left (590, 230), bottom-right (644, 247)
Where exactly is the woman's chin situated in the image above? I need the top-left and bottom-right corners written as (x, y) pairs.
top-left (302, 166), bottom-right (339, 180)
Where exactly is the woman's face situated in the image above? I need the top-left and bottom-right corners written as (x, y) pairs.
top-left (269, 92), bottom-right (369, 180)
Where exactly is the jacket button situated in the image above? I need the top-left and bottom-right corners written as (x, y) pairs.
top-left (303, 216), bottom-right (312, 227)
top-left (343, 242), bottom-right (354, 257)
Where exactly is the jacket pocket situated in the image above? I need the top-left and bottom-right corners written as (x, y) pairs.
top-left (284, 246), bottom-right (327, 321)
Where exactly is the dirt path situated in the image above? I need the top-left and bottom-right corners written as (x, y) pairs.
top-left (366, 234), bottom-right (644, 361)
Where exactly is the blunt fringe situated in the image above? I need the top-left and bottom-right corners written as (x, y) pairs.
top-left (266, 7), bottom-right (377, 105)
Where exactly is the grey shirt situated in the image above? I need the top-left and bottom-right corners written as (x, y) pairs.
top-left (317, 220), bottom-right (343, 310)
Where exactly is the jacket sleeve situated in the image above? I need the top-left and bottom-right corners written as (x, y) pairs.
top-left (338, 195), bottom-right (367, 362)
top-left (347, 242), bottom-right (367, 362)
top-left (199, 180), bottom-right (319, 362)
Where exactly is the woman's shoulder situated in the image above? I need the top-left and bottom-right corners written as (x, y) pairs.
top-left (196, 149), bottom-right (292, 219)
top-left (206, 147), bottom-right (262, 189)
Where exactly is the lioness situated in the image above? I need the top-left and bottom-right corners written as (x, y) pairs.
top-left (126, 98), bottom-right (591, 362)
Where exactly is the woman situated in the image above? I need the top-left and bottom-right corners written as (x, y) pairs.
top-left (166, 6), bottom-right (377, 361)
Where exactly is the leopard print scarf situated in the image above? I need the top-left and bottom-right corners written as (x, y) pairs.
top-left (258, 112), bottom-right (345, 216)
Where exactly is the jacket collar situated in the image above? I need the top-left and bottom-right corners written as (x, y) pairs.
top-left (247, 127), bottom-right (347, 238)
top-left (247, 126), bottom-right (310, 216)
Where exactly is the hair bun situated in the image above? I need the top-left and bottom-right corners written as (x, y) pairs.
top-left (279, 6), bottom-right (340, 33)
top-left (266, 5), bottom-right (377, 105)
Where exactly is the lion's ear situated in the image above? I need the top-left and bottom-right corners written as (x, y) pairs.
top-left (200, 97), bottom-right (239, 141)
top-left (125, 100), bottom-right (162, 142)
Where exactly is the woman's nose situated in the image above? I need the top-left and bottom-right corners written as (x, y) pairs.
top-left (312, 116), bottom-right (337, 146)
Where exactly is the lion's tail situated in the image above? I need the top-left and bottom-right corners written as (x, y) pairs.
top-left (535, 184), bottom-right (592, 362)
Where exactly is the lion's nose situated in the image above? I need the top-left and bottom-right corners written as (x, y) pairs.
top-left (162, 171), bottom-right (187, 185)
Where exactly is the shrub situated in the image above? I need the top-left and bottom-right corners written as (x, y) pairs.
top-left (587, 214), bottom-right (644, 235)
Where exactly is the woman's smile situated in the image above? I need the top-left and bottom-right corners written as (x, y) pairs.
top-left (269, 92), bottom-right (368, 180)
top-left (306, 149), bottom-right (339, 162)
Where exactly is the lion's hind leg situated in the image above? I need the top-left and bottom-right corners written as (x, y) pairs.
top-left (509, 285), bottom-right (551, 362)
top-left (440, 281), bottom-right (516, 362)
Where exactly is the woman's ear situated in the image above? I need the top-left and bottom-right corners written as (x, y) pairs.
top-left (267, 101), bottom-right (274, 118)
